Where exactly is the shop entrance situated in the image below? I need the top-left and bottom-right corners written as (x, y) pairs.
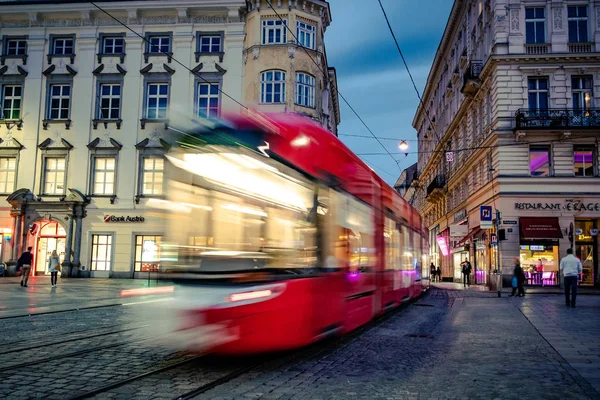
top-left (33, 221), bottom-right (66, 275)
top-left (575, 220), bottom-right (597, 286)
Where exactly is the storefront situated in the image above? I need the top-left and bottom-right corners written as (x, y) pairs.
top-left (519, 217), bottom-right (562, 286)
top-left (474, 234), bottom-right (488, 285)
top-left (574, 220), bottom-right (597, 286)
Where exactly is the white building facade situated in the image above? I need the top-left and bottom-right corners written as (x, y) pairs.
top-left (0, 0), bottom-right (246, 278)
top-left (412, 0), bottom-right (600, 287)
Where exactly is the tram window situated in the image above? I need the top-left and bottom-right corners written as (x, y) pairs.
top-left (412, 230), bottom-right (422, 270)
top-left (384, 217), bottom-right (401, 270)
top-left (401, 225), bottom-right (413, 271)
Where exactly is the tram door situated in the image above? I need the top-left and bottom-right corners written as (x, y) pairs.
top-left (34, 221), bottom-right (67, 275)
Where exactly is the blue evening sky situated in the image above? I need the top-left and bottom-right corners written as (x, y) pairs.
top-left (325, 0), bottom-right (453, 185)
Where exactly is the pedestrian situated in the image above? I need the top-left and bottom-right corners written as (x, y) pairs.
top-left (48, 250), bottom-right (61, 288)
top-left (430, 263), bottom-right (436, 282)
top-left (560, 248), bottom-right (582, 308)
top-left (510, 258), bottom-right (525, 297)
top-left (462, 259), bottom-right (472, 287)
top-left (17, 246), bottom-right (34, 287)
top-left (436, 266), bottom-right (441, 282)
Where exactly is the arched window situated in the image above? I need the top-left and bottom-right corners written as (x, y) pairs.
top-left (260, 70), bottom-right (286, 104)
top-left (296, 72), bottom-right (315, 108)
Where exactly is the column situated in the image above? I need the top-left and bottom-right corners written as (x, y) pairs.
top-left (12, 214), bottom-right (22, 261)
top-left (72, 214), bottom-right (83, 276)
top-left (63, 212), bottom-right (74, 276)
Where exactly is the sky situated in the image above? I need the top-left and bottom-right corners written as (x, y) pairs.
top-left (325, 0), bottom-right (453, 186)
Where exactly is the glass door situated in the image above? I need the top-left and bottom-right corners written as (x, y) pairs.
top-left (36, 237), bottom-right (66, 275)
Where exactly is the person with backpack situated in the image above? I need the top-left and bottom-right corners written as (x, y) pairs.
top-left (510, 258), bottom-right (526, 297)
top-left (17, 247), bottom-right (34, 287)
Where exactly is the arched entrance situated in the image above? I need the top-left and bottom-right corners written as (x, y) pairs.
top-left (31, 220), bottom-right (66, 276)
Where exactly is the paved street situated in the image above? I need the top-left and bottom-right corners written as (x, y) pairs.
top-left (0, 279), bottom-right (599, 399)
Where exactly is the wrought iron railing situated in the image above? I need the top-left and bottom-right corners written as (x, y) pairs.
top-left (426, 175), bottom-right (446, 197)
top-left (515, 108), bottom-right (600, 129)
top-left (461, 60), bottom-right (483, 95)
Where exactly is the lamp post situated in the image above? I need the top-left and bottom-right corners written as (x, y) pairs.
top-left (398, 140), bottom-right (409, 151)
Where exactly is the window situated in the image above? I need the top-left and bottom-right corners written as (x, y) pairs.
top-left (262, 19), bottom-right (287, 44)
top-left (296, 21), bottom-right (316, 49)
top-left (145, 83), bottom-right (168, 119)
top-left (102, 37), bottom-right (124, 54)
top-left (528, 77), bottom-right (548, 109)
top-left (52, 37), bottom-right (74, 55)
top-left (572, 76), bottom-right (593, 111)
top-left (0, 157), bottom-right (16, 194)
top-left (529, 146), bottom-right (551, 176)
top-left (90, 234), bottom-right (112, 271)
top-left (48, 84), bottom-right (71, 120)
top-left (568, 6), bottom-right (588, 43)
top-left (43, 157), bottom-right (66, 195)
top-left (5, 39), bottom-right (27, 56)
top-left (148, 35), bottom-right (170, 53)
top-left (92, 157), bottom-right (116, 195)
top-left (1, 85), bottom-right (22, 120)
top-left (142, 157), bottom-right (163, 195)
top-left (574, 146), bottom-right (595, 177)
top-left (525, 7), bottom-right (545, 44)
top-left (260, 71), bottom-right (286, 104)
top-left (199, 35), bottom-right (221, 53)
top-left (134, 235), bottom-right (162, 272)
top-left (97, 84), bottom-right (121, 120)
top-left (296, 73), bottom-right (315, 108)
top-left (196, 83), bottom-right (219, 119)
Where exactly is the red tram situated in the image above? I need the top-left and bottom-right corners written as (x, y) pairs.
top-left (158, 111), bottom-right (428, 354)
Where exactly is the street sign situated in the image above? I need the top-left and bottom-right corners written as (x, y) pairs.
top-left (480, 206), bottom-right (493, 229)
top-left (446, 151), bottom-right (454, 162)
top-left (490, 233), bottom-right (497, 245)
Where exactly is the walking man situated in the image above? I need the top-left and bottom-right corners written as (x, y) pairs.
top-left (560, 248), bottom-right (582, 308)
top-left (18, 246), bottom-right (34, 287)
top-left (462, 259), bottom-right (472, 287)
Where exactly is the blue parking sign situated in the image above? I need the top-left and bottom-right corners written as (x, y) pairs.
top-left (480, 206), bottom-right (492, 222)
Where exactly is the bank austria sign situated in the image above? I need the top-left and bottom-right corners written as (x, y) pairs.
top-left (104, 215), bottom-right (145, 223)
top-left (515, 201), bottom-right (600, 212)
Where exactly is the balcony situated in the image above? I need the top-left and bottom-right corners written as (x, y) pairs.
top-left (515, 108), bottom-right (600, 129)
top-left (525, 43), bottom-right (550, 55)
top-left (460, 60), bottom-right (483, 97)
top-left (426, 175), bottom-right (446, 202)
top-left (568, 42), bottom-right (593, 53)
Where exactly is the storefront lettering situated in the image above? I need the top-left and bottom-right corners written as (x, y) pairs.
top-left (514, 202), bottom-right (600, 212)
top-left (104, 215), bottom-right (145, 223)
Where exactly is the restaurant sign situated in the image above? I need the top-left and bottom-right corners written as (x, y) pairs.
top-left (515, 201), bottom-right (600, 212)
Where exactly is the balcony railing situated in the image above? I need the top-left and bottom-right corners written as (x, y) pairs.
top-left (515, 108), bottom-right (600, 129)
top-left (460, 60), bottom-right (483, 96)
top-left (568, 42), bottom-right (593, 53)
top-left (426, 175), bottom-right (446, 201)
top-left (525, 43), bottom-right (550, 54)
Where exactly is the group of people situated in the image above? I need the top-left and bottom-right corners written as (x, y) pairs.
top-left (429, 263), bottom-right (441, 282)
top-left (429, 259), bottom-right (473, 286)
top-left (17, 247), bottom-right (61, 288)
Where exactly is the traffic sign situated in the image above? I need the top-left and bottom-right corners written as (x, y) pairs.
top-left (446, 152), bottom-right (454, 162)
top-left (490, 233), bottom-right (497, 245)
top-left (480, 206), bottom-right (492, 222)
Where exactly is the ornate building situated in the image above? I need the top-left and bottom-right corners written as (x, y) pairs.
top-left (411, 0), bottom-right (600, 287)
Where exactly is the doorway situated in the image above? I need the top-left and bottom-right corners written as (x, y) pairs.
top-left (33, 220), bottom-right (67, 275)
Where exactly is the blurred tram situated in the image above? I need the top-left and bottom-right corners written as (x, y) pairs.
top-left (158, 111), bottom-right (428, 354)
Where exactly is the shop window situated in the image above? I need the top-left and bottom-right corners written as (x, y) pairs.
top-left (574, 146), bottom-right (595, 176)
top-left (529, 145), bottom-right (551, 176)
top-left (519, 244), bottom-right (559, 286)
top-left (134, 235), bottom-right (162, 272)
top-left (90, 234), bottom-right (112, 271)
top-left (575, 220), bottom-right (595, 286)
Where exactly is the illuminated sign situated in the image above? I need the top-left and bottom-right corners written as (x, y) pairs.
top-left (515, 201), bottom-right (600, 211)
top-left (436, 236), bottom-right (449, 256)
top-left (104, 215), bottom-right (145, 223)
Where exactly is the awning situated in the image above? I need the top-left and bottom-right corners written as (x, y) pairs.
top-left (456, 227), bottom-right (483, 246)
top-left (520, 217), bottom-right (563, 239)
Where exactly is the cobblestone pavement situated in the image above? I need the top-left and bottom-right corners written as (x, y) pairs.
top-left (1, 279), bottom-right (599, 399)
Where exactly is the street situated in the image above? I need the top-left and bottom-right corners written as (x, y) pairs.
top-left (1, 278), bottom-right (599, 400)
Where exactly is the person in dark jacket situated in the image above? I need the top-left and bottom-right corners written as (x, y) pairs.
top-left (510, 258), bottom-right (526, 297)
top-left (430, 263), bottom-right (437, 282)
top-left (18, 247), bottom-right (34, 287)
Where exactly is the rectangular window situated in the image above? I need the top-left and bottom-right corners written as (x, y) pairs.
top-left (98, 84), bottom-right (121, 120)
top-left (262, 19), bottom-right (287, 44)
top-left (6, 39), bottom-right (27, 56)
top-left (296, 21), bottom-right (316, 49)
top-left (102, 37), bottom-right (124, 54)
top-left (196, 83), bottom-right (219, 119)
top-left (1, 85), bottom-right (22, 120)
top-left (296, 73), bottom-right (315, 108)
top-left (568, 6), bottom-right (588, 43)
top-left (134, 235), bottom-right (162, 272)
top-left (148, 36), bottom-right (170, 53)
top-left (44, 157), bottom-right (66, 195)
top-left (90, 234), bottom-right (112, 271)
top-left (260, 71), bottom-right (286, 104)
top-left (145, 83), bottom-right (168, 119)
top-left (92, 157), bottom-right (116, 195)
top-left (52, 37), bottom-right (74, 55)
top-left (525, 7), bottom-right (546, 44)
top-left (527, 77), bottom-right (549, 110)
top-left (572, 76), bottom-right (593, 111)
top-left (529, 146), bottom-right (551, 176)
top-left (574, 146), bottom-right (595, 177)
top-left (48, 84), bottom-right (71, 120)
top-left (142, 157), bottom-right (164, 195)
top-left (199, 35), bottom-right (221, 53)
top-left (0, 157), bottom-right (16, 194)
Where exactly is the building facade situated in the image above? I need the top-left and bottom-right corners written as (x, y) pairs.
top-left (411, 0), bottom-right (600, 287)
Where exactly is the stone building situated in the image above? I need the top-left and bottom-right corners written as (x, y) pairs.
top-left (411, 0), bottom-right (600, 287)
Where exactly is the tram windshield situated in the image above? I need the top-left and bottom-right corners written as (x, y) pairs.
top-left (158, 144), bottom-right (318, 276)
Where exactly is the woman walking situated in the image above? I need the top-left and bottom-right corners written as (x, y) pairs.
top-left (48, 250), bottom-right (61, 288)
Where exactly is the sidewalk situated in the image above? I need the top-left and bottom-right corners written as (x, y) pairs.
top-left (429, 281), bottom-right (600, 295)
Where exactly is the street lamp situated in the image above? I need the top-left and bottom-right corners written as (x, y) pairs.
top-left (398, 140), bottom-right (409, 151)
